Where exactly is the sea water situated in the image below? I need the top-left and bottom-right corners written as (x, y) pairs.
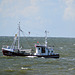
top-left (0, 37), bottom-right (75, 75)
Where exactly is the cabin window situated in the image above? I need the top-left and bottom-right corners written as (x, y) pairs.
top-left (38, 48), bottom-right (40, 50)
top-left (41, 47), bottom-right (45, 53)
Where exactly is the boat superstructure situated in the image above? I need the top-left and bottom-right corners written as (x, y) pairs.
top-left (34, 31), bottom-right (59, 58)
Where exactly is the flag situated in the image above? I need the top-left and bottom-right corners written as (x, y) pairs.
top-left (28, 32), bottom-right (30, 35)
top-left (15, 34), bottom-right (17, 37)
top-left (37, 41), bottom-right (39, 43)
top-left (35, 44), bottom-right (36, 47)
top-left (14, 34), bottom-right (17, 40)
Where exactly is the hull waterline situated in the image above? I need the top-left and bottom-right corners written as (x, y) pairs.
top-left (2, 49), bottom-right (59, 58)
top-left (2, 49), bottom-right (30, 56)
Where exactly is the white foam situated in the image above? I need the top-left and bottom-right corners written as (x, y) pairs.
top-left (41, 57), bottom-right (45, 59)
top-left (21, 67), bottom-right (28, 70)
top-left (27, 56), bottom-right (37, 58)
top-left (73, 44), bottom-right (75, 45)
top-left (68, 68), bottom-right (74, 71)
top-left (59, 47), bottom-right (63, 49)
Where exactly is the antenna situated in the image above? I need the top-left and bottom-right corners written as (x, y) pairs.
top-left (45, 30), bottom-right (47, 47)
top-left (45, 30), bottom-right (49, 47)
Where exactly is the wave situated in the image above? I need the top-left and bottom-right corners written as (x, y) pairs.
top-left (60, 57), bottom-right (75, 61)
top-left (68, 68), bottom-right (75, 71)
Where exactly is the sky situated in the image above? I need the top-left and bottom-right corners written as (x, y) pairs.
top-left (0, 0), bottom-right (75, 37)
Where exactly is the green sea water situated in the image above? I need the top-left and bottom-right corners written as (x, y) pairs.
top-left (0, 37), bottom-right (75, 75)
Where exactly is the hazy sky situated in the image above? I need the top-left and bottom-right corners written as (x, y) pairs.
top-left (0, 0), bottom-right (75, 37)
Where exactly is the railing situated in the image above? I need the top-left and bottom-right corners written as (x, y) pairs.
top-left (2, 45), bottom-right (10, 49)
top-left (2, 45), bottom-right (18, 49)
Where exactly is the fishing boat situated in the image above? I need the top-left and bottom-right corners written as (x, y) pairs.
top-left (2, 22), bottom-right (59, 58)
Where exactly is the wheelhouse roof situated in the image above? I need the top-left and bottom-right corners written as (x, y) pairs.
top-left (35, 45), bottom-right (49, 50)
top-left (36, 45), bottom-right (45, 47)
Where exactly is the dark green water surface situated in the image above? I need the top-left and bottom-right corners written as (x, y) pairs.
top-left (0, 37), bottom-right (75, 75)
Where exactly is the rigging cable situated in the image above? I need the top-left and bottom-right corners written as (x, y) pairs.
top-left (21, 31), bottom-right (34, 49)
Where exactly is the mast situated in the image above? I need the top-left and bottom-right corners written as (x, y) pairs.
top-left (18, 22), bottom-right (20, 49)
top-left (45, 30), bottom-right (47, 47)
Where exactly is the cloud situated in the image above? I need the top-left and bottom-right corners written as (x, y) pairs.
top-left (63, 0), bottom-right (75, 20)
top-left (0, 0), bottom-right (39, 18)
top-left (0, 8), bottom-right (2, 12)
top-left (30, 0), bottom-right (38, 6)
top-left (64, 7), bottom-right (75, 20)
top-left (22, 5), bottom-right (38, 17)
